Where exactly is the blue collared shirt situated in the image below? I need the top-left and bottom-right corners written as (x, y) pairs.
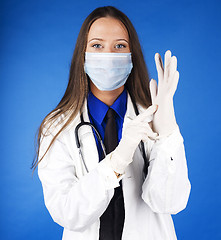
top-left (87, 89), bottom-right (127, 161)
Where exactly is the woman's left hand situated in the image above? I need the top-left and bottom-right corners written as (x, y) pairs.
top-left (150, 50), bottom-right (179, 138)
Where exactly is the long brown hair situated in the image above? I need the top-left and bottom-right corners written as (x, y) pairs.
top-left (31, 6), bottom-right (152, 172)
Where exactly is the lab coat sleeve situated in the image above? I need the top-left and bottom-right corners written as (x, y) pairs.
top-left (141, 127), bottom-right (191, 214)
top-left (38, 130), bottom-right (121, 232)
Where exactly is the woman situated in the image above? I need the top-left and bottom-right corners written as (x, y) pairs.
top-left (32, 6), bottom-right (191, 240)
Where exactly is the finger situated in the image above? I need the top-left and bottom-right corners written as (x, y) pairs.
top-left (149, 79), bottom-right (158, 104)
top-left (132, 113), bottom-right (153, 125)
top-left (170, 71), bottom-right (179, 95)
top-left (169, 56), bottom-right (177, 80)
top-left (155, 53), bottom-right (164, 70)
top-left (155, 53), bottom-right (164, 83)
top-left (164, 50), bottom-right (172, 82)
top-left (143, 104), bottom-right (158, 116)
top-left (133, 122), bottom-right (154, 130)
top-left (141, 130), bottom-right (158, 141)
top-left (135, 123), bottom-right (158, 140)
top-left (133, 105), bottom-right (158, 123)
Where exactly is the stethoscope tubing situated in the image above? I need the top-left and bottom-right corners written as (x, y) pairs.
top-left (75, 98), bottom-right (149, 178)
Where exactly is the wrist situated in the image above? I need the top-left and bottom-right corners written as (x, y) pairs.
top-left (155, 124), bottom-right (179, 140)
top-left (110, 148), bottom-right (132, 174)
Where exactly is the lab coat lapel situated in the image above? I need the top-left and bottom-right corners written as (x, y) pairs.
top-left (123, 93), bottom-right (146, 126)
top-left (123, 94), bottom-right (137, 127)
top-left (78, 100), bottom-right (100, 172)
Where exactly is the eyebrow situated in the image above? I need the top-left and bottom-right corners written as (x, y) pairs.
top-left (88, 38), bottom-right (129, 43)
top-left (116, 39), bottom-right (129, 43)
top-left (88, 38), bottom-right (104, 42)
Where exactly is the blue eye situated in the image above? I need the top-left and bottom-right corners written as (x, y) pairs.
top-left (92, 44), bottom-right (102, 49)
top-left (116, 44), bottom-right (126, 49)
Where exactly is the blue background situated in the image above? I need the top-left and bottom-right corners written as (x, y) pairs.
top-left (1, 0), bottom-right (221, 239)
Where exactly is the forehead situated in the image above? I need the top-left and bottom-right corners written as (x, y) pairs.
top-left (88, 17), bottom-right (129, 40)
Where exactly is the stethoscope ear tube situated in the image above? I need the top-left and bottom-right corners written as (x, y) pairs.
top-left (75, 122), bottom-right (83, 149)
top-left (75, 114), bottom-right (105, 148)
top-left (139, 141), bottom-right (148, 178)
top-left (75, 120), bottom-right (90, 173)
top-left (75, 114), bottom-right (107, 173)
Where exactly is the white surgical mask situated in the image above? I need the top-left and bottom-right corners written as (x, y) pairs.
top-left (84, 52), bottom-right (133, 91)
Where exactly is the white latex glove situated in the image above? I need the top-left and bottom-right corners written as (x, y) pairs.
top-left (150, 50), bottom-right (179, 138)
top-left (104, 105), bottom-right (158, 174)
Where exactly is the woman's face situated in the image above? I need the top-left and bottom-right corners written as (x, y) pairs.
top-left (86, 17), bottom-right (130, 53)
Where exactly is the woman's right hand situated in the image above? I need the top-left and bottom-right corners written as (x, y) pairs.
top-left (104, 105), bottom-right (158, 174)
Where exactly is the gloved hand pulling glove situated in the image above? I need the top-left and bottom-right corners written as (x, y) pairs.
top-left (103, 50), bottom-right (180, 174)
top-left (104, 105), bottom-right (158, 174)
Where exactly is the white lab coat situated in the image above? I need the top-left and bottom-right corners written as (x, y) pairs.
top-left (38, 93), bottom-right (191, 240)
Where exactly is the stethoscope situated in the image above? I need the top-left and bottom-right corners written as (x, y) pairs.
top-left (75, 98), bottom-right (149, 178)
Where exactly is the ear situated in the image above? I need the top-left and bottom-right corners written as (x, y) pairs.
top-left (149, 79), bottom-right (158, 104)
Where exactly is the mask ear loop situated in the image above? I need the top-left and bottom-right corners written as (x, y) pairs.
top-left (130, 97), bottom-right (149, 179)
